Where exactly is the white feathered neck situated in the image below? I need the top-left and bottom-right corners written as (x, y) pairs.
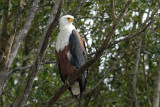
top-left (56, 23), bottom-right (75, 52)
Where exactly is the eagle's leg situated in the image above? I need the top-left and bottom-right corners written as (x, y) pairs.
top-left (65, 78), bottom-right (71, 86)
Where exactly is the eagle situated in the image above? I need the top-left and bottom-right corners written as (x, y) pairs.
top-left (55, 15), bottom-right (88, 97)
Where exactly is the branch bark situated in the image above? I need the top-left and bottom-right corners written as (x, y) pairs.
top-left (0, 0), bottom-right (10, 70)
top-left (11, 60), bottom-right (56, 74)
top-left (47, 0), bottom-right (132, 106)
top-left (0, 0), bottom-right (40, 97)
top-left (15, 0), bottom-right (64, 106)
top-left (110, 0), bottom-right (117, 22)
top-left (153, 60), bottom-right (160, 107)
top-left (62, 51), bottom-right (126, 106)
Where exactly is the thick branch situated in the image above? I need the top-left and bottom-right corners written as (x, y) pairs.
top-left (47, 0), bottom-right (132, 106)
top-left (153, 61), bottom-right (160, 107)
top-left (15, 0), bottom-right (64, 107)
top-left (62, 52), bottom-right (125, 106)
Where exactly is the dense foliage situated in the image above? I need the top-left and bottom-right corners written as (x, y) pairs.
top-left (0, 0), bottom-right (160, 106)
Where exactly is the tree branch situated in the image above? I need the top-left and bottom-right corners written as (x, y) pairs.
top-left (47, 0), bottom-right (132, 106)
top-left (110, 0), bottom-right (117, 22)
top-left (88, 7), bottom-right (158, 57)
top-left (0, 0), bottom-right (9, 38)
top-left (71, 0), bottom-right (86, 15)
top-left (88, 19), bottom-right (153, 57)
top-left (7, 0), bottom-right (40, 70)
top-left (15, 0), bottom-right (64, 106)
top-left (11, 61), bottom-right (56, 74)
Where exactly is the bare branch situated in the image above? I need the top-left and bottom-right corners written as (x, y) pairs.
top-left (47, 0), bottom-right (132, 106)
top-left (12, 65), bottom-right (31, 74)
top-left (8, 0), bottom-right (40, 69)
top-left (11, 60), bottom-right (56, 74)
top-left (71, 0), bottom-right (86, 15)
top-left (15, 0), bottom-right (64, 106)
top-left (110, 0), bottom-right (117, 22)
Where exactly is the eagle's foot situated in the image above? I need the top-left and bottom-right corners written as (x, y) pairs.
top-left (65, 79), bottom-right (71, 86)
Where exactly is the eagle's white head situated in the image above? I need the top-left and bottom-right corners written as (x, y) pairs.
top-left (59, 15), bottom-right (75, 27)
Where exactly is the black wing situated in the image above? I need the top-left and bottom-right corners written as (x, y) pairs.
top-left (69, 29), bottom-right (87, 95)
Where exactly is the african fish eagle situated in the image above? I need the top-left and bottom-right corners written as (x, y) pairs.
top-left (55, 15), bottom-right (88, 97)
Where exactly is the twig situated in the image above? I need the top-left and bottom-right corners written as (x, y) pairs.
top-left (11, 60), bottom-right (56, 74)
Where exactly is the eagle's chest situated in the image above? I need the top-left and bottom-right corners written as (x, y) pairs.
top-left (56, 45), bottom-right (72, 61)
top-left (56, 29), bottom-right (72, 52)
top-left (56, 30), bottom-right (73, 61)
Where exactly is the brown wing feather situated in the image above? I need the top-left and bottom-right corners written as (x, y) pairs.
top-left (55, 46), bottom-right (77, 83)
top-left (73, 30), bottom-right (86, 50)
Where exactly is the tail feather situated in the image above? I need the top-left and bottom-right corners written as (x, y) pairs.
top-left (71, 81), bottom-right (80, 96)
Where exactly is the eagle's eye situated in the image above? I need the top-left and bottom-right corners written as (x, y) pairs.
top-left (67, 17), bottom-right (73, 22)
